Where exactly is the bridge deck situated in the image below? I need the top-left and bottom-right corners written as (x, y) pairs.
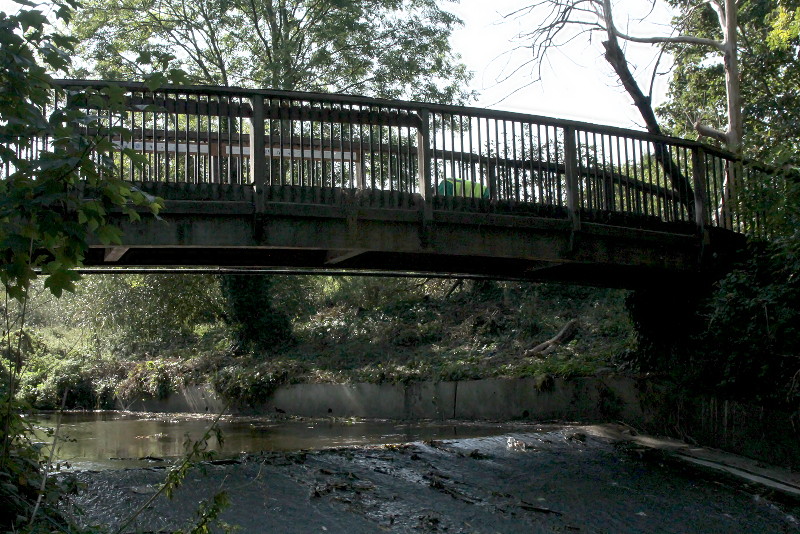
top-left (6, 80), bottom-right (769, 285)
top-left (83, 182), bottom-right (733, 288)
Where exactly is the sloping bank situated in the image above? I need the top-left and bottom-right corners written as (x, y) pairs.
top-left (122, 375), bottom-right (800, 470)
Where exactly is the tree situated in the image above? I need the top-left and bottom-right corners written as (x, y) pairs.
top-left (658, 1), bottom-right (800, 166)
top-left (69, 0), bottom-right (474, 352)
top-left (512, 0), bottom-right (742, 152)
top-left (70, 0), bottom-right (472, 102)
top-left (220, 275), bottom-right (293, 352)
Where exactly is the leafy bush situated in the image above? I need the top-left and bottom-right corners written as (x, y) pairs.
top-left (26, 274), bottom-right (227, 358)
top-left (625, 239), bottom-right (800, 409)
top-left (693, 243), bottom-right (800, 405)
top-left (211, 357), bottom-right (306, 406)
top-left (17, 336), bottom-right (123, 410)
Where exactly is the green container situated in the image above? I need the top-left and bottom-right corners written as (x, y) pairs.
top-left (436, 178), bottom-right (490, 199)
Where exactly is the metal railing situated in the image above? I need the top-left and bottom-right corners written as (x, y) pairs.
top-left (3, 79), bottom-right (774, 237)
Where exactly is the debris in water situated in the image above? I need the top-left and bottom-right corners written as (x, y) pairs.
top-left (507, 437), bottom-right (530, 450)
top-left (519, 501), bottom-right (563, 516)
top-left (469, 449), bottom-right (488, 459)
top-left (130, 485), bottom-right (158, 495)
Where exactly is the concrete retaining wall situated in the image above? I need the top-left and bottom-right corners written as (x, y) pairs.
top-left (123, 375), bottom-right (649, 424)
top-left (121, 376), bottom-right (800, 469)
top-left (122, 383), bottom-right (227, 414)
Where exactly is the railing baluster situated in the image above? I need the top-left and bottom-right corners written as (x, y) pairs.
top-left (692, 145), bottom-right (708, 236)
top-left (250, 95), bottom-right (266, 212)
top-left (563, 126), bottom-right (580, 232)
top-left (357, 104), bottom-right (365, 189)
top-left (347, 104), bottom-right (355, 189)
top-left (417, 109), bottom-right (432, 228)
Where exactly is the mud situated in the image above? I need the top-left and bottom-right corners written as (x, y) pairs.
top-left (63, 426), bottom-right (800, 533)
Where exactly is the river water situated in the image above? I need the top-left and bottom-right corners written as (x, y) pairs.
top-left (30, 411), bottom-right (531, 470)
top-left (36, 412), bottom-right (800, 533)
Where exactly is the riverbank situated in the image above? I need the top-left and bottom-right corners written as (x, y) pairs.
top-left (18, 279), bottom-right (633, 412)
top-left (62, 424), bottom-right (800, 533)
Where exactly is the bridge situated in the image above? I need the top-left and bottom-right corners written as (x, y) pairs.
top-left (14, 80), bottom-right (773, 287)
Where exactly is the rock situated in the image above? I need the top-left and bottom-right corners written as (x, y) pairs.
top-left (131, 485), bottom-right (158, 495)
top-left (566, 432), bottom-right (587, 443)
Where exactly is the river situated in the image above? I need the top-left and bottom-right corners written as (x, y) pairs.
top-left (30, 411), bottom-right (529, 470)
top-left (34, 412), bottom-right (800, 533)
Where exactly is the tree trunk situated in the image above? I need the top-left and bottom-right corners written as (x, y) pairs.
top-left (602, 37), bottom-right (695, 220)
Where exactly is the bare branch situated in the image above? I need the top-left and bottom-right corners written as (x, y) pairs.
top-left (613, 30), bottom-right (723, 50)
top-left (694, 121), bottom-right (729, 144)
top-left (648, 42), bottom-right (668, 101)
top-left (601, 0), bottom-right (723, 51)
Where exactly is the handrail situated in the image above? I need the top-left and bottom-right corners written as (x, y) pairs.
top-left (52, 79), bottom-right (736, 160)
top-left (3, 79), bottom-right (772, 238)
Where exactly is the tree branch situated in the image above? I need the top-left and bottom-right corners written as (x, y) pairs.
top-left (600, 19), bottom-right (695, 218)
top-left (603, 0), bottom-right (724, 51)
top-left (694, 121), bottom-right (729, 144)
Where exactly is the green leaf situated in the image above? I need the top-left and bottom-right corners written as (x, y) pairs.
top-left (16, 9), bottom-right (47, 32)
top-left (95, 224), bottom-right (122, 245)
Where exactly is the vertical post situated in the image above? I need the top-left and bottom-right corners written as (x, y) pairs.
top-left (691, 146), bottom-right (708, 236)
top-left (416, 109), bottom-right (433, 231)
top-left (250, 95), bottom-right (266, 212)
top-left (563, 126), bottom-right (581, 232)
top-left (728, 159), bottom-right (742, 232)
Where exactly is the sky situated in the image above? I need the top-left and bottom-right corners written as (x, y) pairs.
top-left (447, 0), bottom-right (678, 129)
top-left (1, 0), bottom-right (678, 131)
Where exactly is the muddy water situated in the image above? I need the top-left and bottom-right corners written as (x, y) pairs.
top-left (30, 411), bottom-right (530, 470)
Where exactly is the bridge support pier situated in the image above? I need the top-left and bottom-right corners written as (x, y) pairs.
top-left (625, 282), bottom-right (710, 374)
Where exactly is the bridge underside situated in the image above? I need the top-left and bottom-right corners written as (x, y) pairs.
top-left (83, 184), bottom-right (730, 288)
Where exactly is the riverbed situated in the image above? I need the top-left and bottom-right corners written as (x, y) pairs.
top-left (45, 413), bottom-right (800, 533)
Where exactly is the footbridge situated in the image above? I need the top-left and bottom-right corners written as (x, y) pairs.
top-left (23, 80), bottom-right (773, 286)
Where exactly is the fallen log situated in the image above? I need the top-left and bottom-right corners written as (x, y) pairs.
top-left (524, 319), bottom-right (578, 357)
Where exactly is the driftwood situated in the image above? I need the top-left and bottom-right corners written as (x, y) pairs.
top-left (524, 319), bottom-right (578, 357)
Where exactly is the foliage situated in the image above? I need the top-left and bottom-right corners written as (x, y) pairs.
top-left (211, 355), bottom-right (305, 407)
top-left (286, 278), bottom-right (633, 385)
top-left (767, 3), bottom-right (800, 49)
top-left (16, 339), bottom-right (121, 410)
top-left (692, 243), bottom-right (800, 405)
top-left (220, 275), bottom-right (294, 353)
top-left (11, 277), bottom-right (635, 411)
top-left (0, 0), bottom-right (162, 530)
top-left (27, 274), bottom-right (227, 357)
top-left (69, 0), bottom-right (473, 103)
top-left (658, 1), bottom-right (800, 166)
top-left (1, 4), bottom-right (161, 302)
top-left (0, 395), bottom-right (79, 533)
